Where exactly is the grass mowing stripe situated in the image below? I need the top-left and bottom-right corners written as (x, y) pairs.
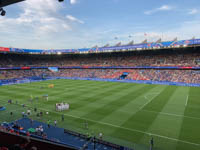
top-left (1, 80), bottom-right (200, 150)
top-left (177, 87), bottom-right (200, 147)
top-left (86, 85), bottom-right (165, 138)
top-left (49, 81), bottom-right (118, 99)
top-left (74, 84), bottom-right (155, 127)
top-left (139, 87), bottom-right (189, 150)
top-left (142, 86), bottom-right (178, 111)
top-left (41, 82), bottom-right (120, 108)
top-left (182, 87), bottom-right (200, 118)
top-left (139, 92), bottom-right (159, 110)
top-left (67, 83), bottom-right (138, 112)
top-left (0, 81), bottom-right (118, 109)
top-left (1, 79), bottom-right (99, 92)
top-left (30, 82), bottom-right (119, 110)
top-left (0, 104), bottom-right (28, 123)
top-left (65, 83), bottom-right (142, 117)
top-left (110, 86), bottom-right (177, 144)
top-left (0, 88), bottom-right (39, 103)
top-left (5, 81), bottom-right (83, 93)
top-left (21, 82), bottom-right (127, 113)
top-left (36, 82), bottom-right (122, 110)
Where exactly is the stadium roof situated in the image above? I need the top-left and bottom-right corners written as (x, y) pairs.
top-left (0, 0), bottom-right (25, 8)
top-left (0, 38), bottom-right (199, 55)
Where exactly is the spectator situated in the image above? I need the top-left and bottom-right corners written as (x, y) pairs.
top-left (61, 114), bottom-right (64, 121)
top-left (54, 120), bottom-right (57, 127)
top-left (9, 137), bottom-right (30, 150)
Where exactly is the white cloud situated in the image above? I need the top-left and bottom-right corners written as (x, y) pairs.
top-left (158, 5), bottom-right (172, 11)
top-left (39, 25), bottom-right (58, 33)
top-left (0, 0), bottom-right (80, 49)
top-left (144, 11), bottom-right (151, 15)
top-left (188, 8), bottom-right (198, 15)
top-left (93, 19), bottom-right (200, 47)
top-left (62, 24), bottom-right (71, 30)
top-left (144, 5), bottom-right (173, 15)
top-left (1, 1), bottom-right (200, 49)
top-left (66, 15), bottom-right (84, 24)
top-left (0, 0), bottom-right (73, 35)
top-left (70, 0), bottom-right (77, 5)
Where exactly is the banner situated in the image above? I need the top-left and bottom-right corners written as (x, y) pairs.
top-left (0, 47), bottom-right (9, 52)
top-left (0, 66), bottom-right (200, 70)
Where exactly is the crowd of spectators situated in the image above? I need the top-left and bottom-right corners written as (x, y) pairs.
top-left (0, 70), bottom-right (57, 80)
top-left (126, 69), bottom-right (200, 84)
top-left (0, 69), bottom-right (199, 84)
top-left (0, 125), bottom-right (37, 150)
top-left (0, 48), bottom-right (200, 84)
top-left (0, 48), bottom-right (200, 67)
top-left (0, 49), bottom-right (200, 148)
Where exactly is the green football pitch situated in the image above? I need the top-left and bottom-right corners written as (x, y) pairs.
top-left (0, 79), bottom-right (200, 150)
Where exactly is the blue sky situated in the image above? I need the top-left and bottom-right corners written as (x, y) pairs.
top-left (0, 0), bottom-right (200, 49)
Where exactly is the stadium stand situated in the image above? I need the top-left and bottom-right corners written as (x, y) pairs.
top-left (0, 118), bottom-right (131, 150)
top-left (0, 48), bottom-right (200, 85)
top-left (0, 48), bottom-right (200, 67)
top-left (0, 42), bottom-right (200, 150)
top-left (0, 128), bottom-right (76, 150)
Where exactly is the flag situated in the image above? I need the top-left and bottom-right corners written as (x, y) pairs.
top-left (103, 44), bottom-right (110, 47)
top-left (156, 38), bottom-right (162, 43)
top-left (142, 39), bottom-right (148, 44)
top-left (173, 37), bottom-right (178, 42)
top-left (126, 40), bottom-right (134, 45)
top-left (115, 42), bottom-right (121, 46)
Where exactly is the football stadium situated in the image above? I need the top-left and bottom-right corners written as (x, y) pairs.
top-left (0, 0), bottom-right (200, 150)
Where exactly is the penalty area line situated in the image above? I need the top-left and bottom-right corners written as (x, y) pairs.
top-left (142, 109), bottom-right (200, 120)
top-left (185, 95), bottom-right (189, 107)
top-left (140, 94), bottom-right (158, 110)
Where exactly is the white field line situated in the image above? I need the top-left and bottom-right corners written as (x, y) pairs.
top-left (140, 94), bottom-right (159, 110)
top-left (185, 95), bottom-right (189, 107)
top-left (25, 105), bottom-right (199, 147)
top-left (142, 109), bottom-right (200, 120)
top-left (146, 92), bottom-right (160, 95)
top-left (139, 99), bottom-right (152, 110)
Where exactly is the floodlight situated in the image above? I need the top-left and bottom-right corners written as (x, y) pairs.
top-left (0, 8), bottom-right (6, 16)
